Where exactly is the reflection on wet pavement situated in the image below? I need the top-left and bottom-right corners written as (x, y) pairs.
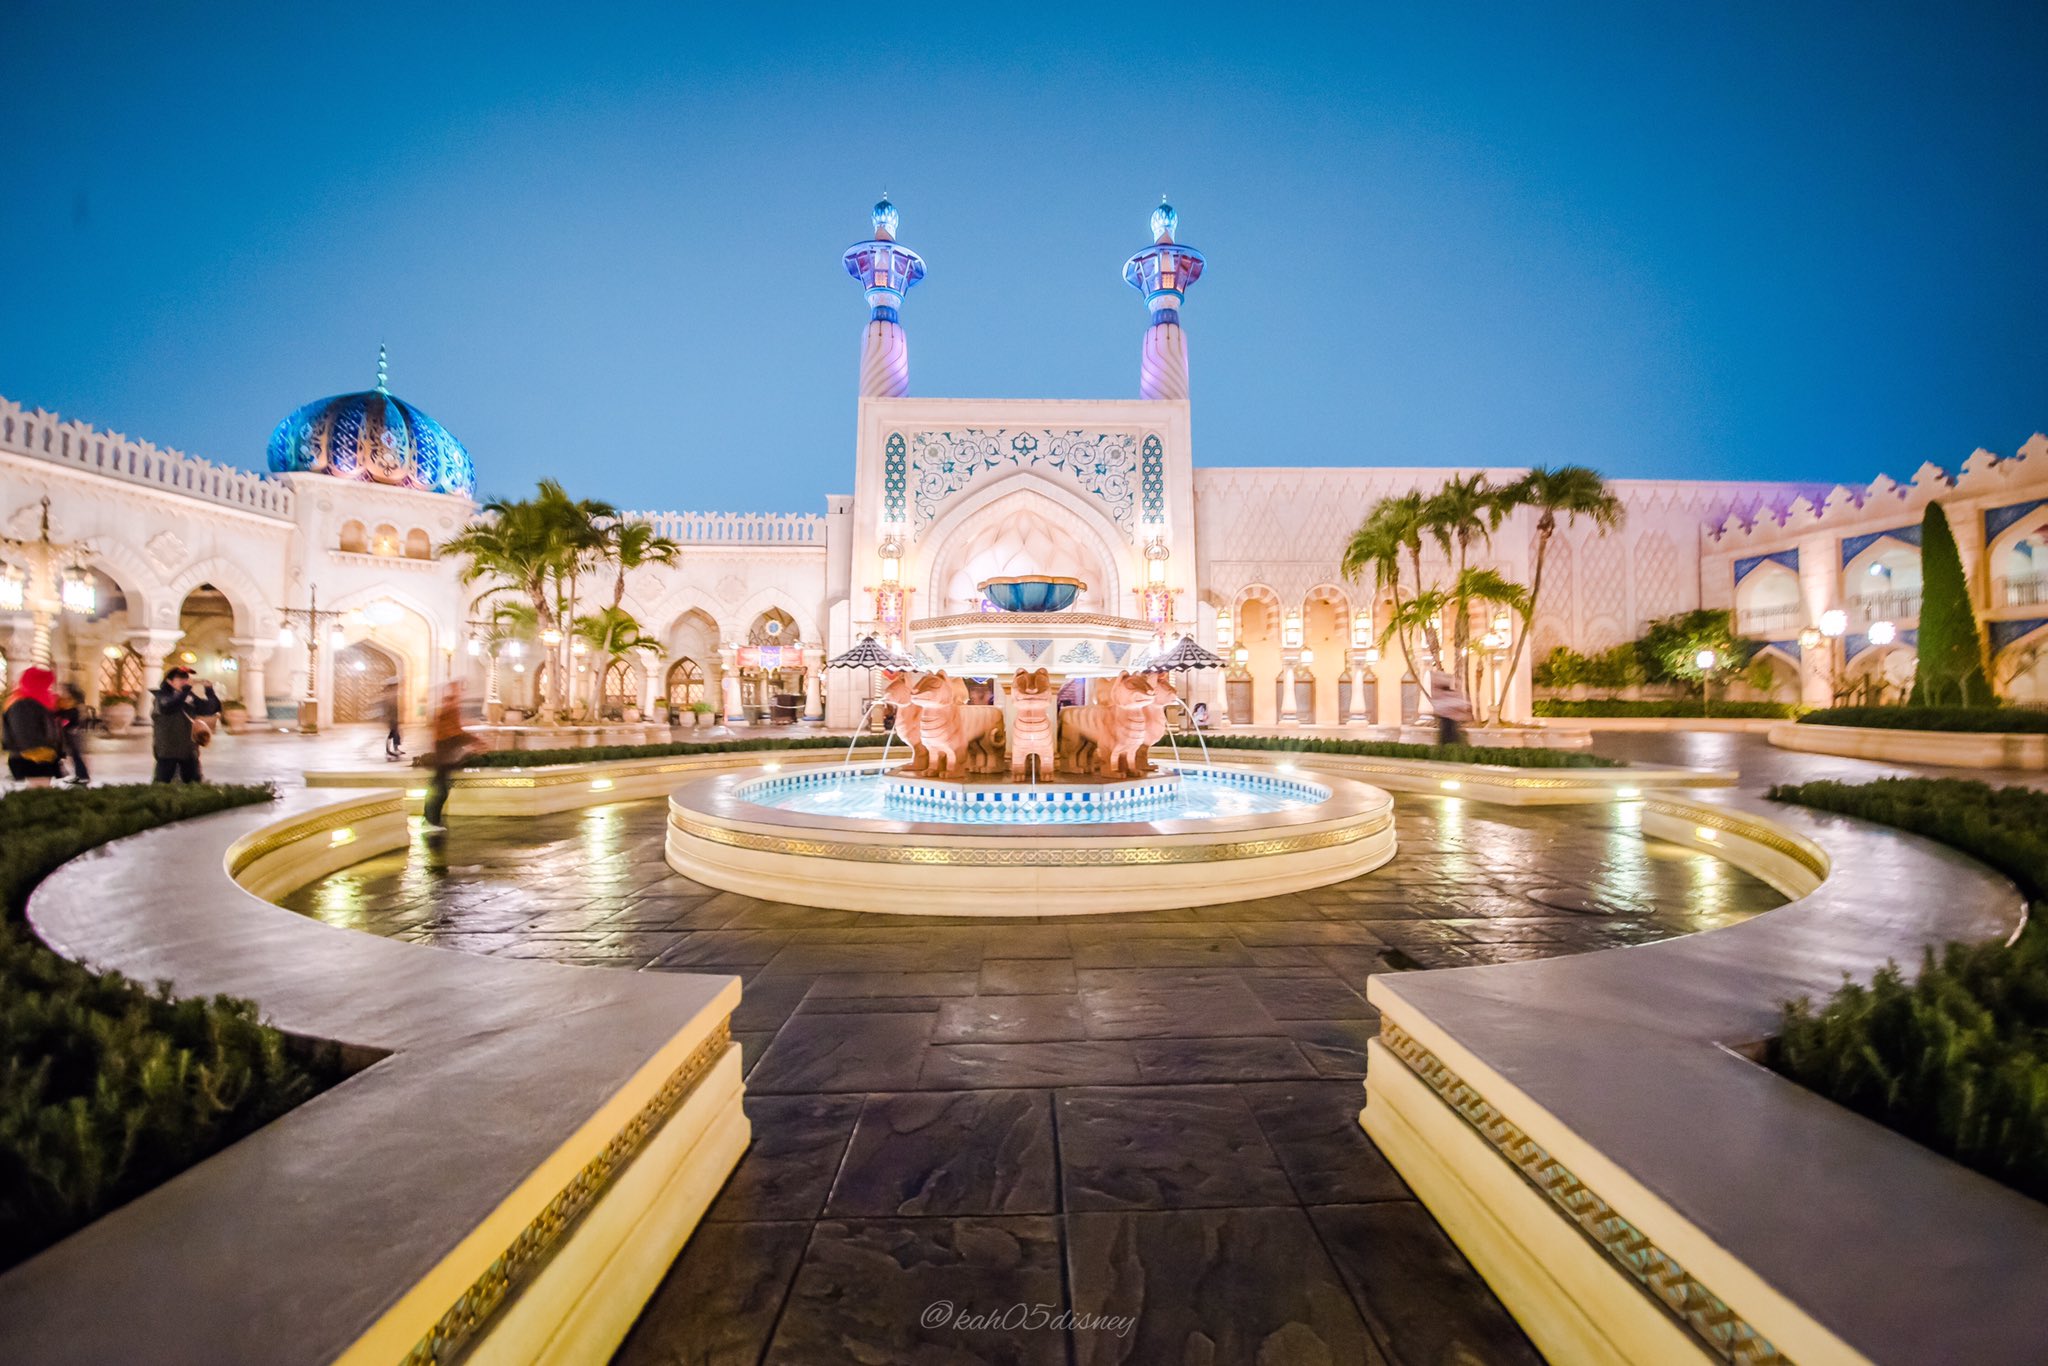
top-left (281, 789), bottom-right (1780, 1366)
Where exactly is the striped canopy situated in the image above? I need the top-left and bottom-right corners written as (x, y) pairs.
top-left (827, 636), bottom-right (915, 671)
top-left (1140, 636), bottom-right (1228, 672)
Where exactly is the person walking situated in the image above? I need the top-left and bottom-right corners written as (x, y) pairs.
top-left (3, 666), bottom-right (64, 786)
top-left (420, 683), bottom-right (478, 828)
top-left (1428, 665), bottom-right (1472, 747)
top-left (152, 667), bottom-right (221, 783)
top-left (382, 680), bottom-right (404, 761)
top-left (56, 682), bottom-right (90, 785)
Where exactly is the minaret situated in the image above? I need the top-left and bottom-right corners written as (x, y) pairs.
top-left (1123, 198), bottom-right (1205, 401)
top-left (842, 195), bottom-right (926, 399)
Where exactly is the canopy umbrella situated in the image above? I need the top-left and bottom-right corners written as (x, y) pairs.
top-left (1139, 636), bottom-right (1227, 673)
top-left (827, 635), bottom-right (915, 671)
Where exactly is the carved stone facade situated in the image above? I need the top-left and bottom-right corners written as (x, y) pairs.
top-left (7, 385), bottom-right (2046, 727)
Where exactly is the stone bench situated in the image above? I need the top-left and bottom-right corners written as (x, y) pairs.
top-left (1364, 790), bottom-right (2048, 1364)
top-left (0, 789), bottom-right (745, 1365)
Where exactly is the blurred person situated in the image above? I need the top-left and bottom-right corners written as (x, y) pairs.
top-left (2, 666), bottom-right (63, 786)
top-left (55, 681), bottom-right (90, 785)
top-left (152, 667), bottom-right (221, 783)
top-left (420, 683), bottom-right (479, 828)
top-left (1428, 666), bottom-right (1471, 747)
top-left (382, 679), bottom-right (404, 761)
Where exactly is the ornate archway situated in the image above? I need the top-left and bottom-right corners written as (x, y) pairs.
top-left (334, 640), bottom-right (402, 724)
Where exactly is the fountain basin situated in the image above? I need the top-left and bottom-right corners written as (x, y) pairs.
top-left (977, 575), bottom-right (1086, 613)
top-left (665, 762), bottom-right (1397, 916)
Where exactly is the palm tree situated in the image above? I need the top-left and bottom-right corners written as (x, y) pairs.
top-left (444, 480), bottom-right (616, 723)
top-left (1422, 473), bottom-right (1505, 692)
top-left (603, 519), bottom-right (683, 609)
top-left (1343, 491), bottom-right (1437, 695)
top-left (1492, 466), bottom-right (1625, 720)
top-left (574, 605), bottom-right (660, 719)
top-left (1450, 567), bottom-right (1531, 721)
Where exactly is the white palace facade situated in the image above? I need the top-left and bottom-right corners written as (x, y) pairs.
top-left (4, 199), bottom-right (2046, 730)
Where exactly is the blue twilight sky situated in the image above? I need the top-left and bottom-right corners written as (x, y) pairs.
top-left (3, 2), bottom-right (2044, 512)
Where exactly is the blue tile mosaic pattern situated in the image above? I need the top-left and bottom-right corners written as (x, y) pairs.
top-left (736, 764), bottom-right (1329, 826)
top-left (267, 389), bottom-right (475, 497)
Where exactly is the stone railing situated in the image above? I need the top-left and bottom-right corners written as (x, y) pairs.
top-left (1848, 588), bottom-right (1921, 624)
top-left (623, 510), bottom-right (825, 545)
top-left (1735, 603), bottom-right (1800, 634)
top-left (1998, 572), bottom-right (2048, 608)
top-left (0, 397), bottom-right (295, 519)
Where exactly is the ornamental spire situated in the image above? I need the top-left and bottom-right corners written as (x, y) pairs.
top-left (842, 196), bottom-right (926, 399)
top-left (375, 342), bottom-right (389, 394)
top-left (1123, 200), bottom-right (1205, 400)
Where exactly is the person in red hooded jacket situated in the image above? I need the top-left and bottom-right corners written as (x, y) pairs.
top-left (3, 666), bottom-right (64, 785)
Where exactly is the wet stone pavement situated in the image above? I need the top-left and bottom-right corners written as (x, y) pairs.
top-left (283, 794), bottom-right (1781, 1366)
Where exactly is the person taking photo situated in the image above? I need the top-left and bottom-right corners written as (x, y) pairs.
top-left (152, 667), bottom-right (221, 783)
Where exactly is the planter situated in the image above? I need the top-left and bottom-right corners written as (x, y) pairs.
top-left (220, 708), bottom-right (248, 734)
top-left (1768, 721), bottom-right (2048, 770)
top-left (100, 702), bottom-right (135, 733)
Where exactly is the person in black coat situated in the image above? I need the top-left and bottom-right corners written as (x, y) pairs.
top-left (3, 666), bottom-right (64, 786)
top-left (56, 682), bottom-right (90, 785)
top-left (152, 667), bottom-right (221, 783)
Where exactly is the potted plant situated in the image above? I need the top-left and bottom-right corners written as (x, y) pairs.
top-left (99, 692), bottom-right (137, 732)
top-left (219, 699), bottom-right (249, 733)
top-left (691, 701), bottom-right (715, 729)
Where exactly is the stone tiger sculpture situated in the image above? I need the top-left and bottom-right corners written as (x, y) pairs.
top-left (1005, 668), bottom-right (1057, 779)
top-left (879, 671), bottom-right (929, 773)
top-left (909, 671), bottom-right (1006, 778)
top-left (1058, 672), bottom-right (1168, 778)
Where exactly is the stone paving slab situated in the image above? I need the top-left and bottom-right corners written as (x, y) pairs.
top-left (276, 788), bottom-right (1784, 1364)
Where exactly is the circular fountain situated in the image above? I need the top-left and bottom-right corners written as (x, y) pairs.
top-left (664, 574), bottom-right (1398, 915)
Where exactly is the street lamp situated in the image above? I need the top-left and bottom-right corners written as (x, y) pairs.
top-left (1695, 647), bottom-right (1721, 718)
top-left (1867, 619), bottom-right (1897, 647)
top-left (0, 497), bottom-right (97, 668)
top-left (275, 584), bottom-right (346, 733)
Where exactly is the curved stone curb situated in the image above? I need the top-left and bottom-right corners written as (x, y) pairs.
top-left (1767, 720), bottom-right (2048, 770)
top-left (0, 789), bottom-right (745, 1366)
top-left (1363, 791), bottom-right (2047, 1365)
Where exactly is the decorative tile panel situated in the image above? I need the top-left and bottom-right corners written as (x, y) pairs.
top-left (1839, 524), bottom-right (1921, 567)
top-left (883, 432), bottom-right (908, 525)
top-left (1141, 434), bottom-right (1165, 525)
top-left (909, 429), bottom-right (1146, 541)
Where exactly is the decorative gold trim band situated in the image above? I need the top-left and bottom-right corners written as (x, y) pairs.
top-left (1642, 799), bottom-right (1828, 879)
top-left (1379, 1020), bottom-right (1789, 1365)
top-left (399, 1024), bottom-right (734, 1366)
top-left (907, 610), bottom-right (1156, 632)
top-left (670, 809), bottom-right (1390, 867)
top-left (227, 797), bottom-right (405, 877)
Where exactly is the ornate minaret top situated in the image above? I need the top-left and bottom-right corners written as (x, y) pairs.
top-left (842, 196), bottom-right (926, 399)
top-left (1122, 198), bottom-right (1205, 401)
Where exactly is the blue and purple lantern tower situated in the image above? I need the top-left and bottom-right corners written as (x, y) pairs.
top-left (1123, 199), bottom-right (1205, 401)
top-left (842, 197), bottom-right (927, 399)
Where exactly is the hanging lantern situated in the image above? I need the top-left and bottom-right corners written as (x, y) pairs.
top-left (0, 564), bottom-right (23, 612)
top-left (60, 565), bottom-right (96, 615)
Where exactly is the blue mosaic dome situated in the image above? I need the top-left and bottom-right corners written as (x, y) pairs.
top-left (266, 376), bottom-right (475, 498)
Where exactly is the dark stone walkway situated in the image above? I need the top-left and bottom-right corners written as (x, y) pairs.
top-left (284, 795), bottom-right (1780, 1365)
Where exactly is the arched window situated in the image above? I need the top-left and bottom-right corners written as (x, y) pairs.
top-left (601, 658), bottom-right (642, 718)
top-left (338, 520), bottom-right (368, 554)
top-left (665, 657), bottom-right (705, 709)
top-left (404, 528), bottom-right (432, 560)
top-left (371, 524), bottom-right (400, 557)
top-left (98, 646), bottom-right (144, 700)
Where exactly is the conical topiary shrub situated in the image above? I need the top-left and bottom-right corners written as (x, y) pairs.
top-left (1908, 501), bottom-right (1992, 705)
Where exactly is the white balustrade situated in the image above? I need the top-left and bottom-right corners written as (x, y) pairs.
top-left (621, 510), bottom-right (825, 545)
top-left (0, 398), bottom-right (295, 518)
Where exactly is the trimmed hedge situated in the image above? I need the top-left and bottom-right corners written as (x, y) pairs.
top-left (0, 784), bottom-right (340, 1271)
top-left (456, 730), bottom-right (1618, 771)
top-left (1796, 705), bottom-right (2048, 734)
top-left (1533, 698), bottom-right (1800, 720)
top-left (1767, 777), bottom-right (2047, 1202)
top-left (458, 734), bottom-right (893, 768)
top-left (1188, 733), bottom-right (1619, 768)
